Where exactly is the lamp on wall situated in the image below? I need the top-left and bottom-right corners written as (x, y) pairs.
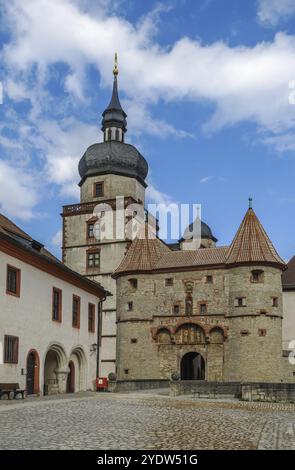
top-left (90, 343), bottom-right (98, 352)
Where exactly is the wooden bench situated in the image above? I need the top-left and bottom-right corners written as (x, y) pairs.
top-left (0, 383), bottom-right (26, 400)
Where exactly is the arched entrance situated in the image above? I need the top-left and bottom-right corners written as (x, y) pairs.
top-left (43, 344), bottom-right (67, 395)
top-left (68, 347), bottom-right (87, 392)
top-left (181, 352), bottom-right (205, 380)
top-left (26, 349), bottom-right (40, 395)
top-left (67, 361), bottom-right (75, 393)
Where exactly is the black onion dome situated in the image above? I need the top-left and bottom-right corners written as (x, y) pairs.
top-left (102, 75), bottom-right (127, 132)
top-left (180, 220), bottom-right (218, 243)
top-left (78, 140), bottom-right (148, 187)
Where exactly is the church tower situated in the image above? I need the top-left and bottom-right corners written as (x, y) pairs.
top-left (62, 55), bottom-right (149, 378)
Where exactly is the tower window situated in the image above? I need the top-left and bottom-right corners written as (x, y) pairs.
top-left (127, 302), bottom-right (133, 311)
top-left (165, 278), bottom-right (173, 286)
top-left (87, 251), bottom-right (100, 269)
top-left (173, 304), bottom-right (180, 315)
top-left (251, 270), bottom-right (264, 283)
top-left (235, 297), bottom-right (246, 307)
top-left (272, 297), bottom-right (279, 307)
top-left (93, 182), bottom-right (104, 198)
top-left (199, 303), bottom-right (207, 315)
top-left (129, 278), bottom-right (138, 289)
top-left (185, 294), bottom-right (193, 315)
top-left (88, 223), bottom-right (94, 238)
top-left (107, 128), bottom-right (112, 141)
top-left (240, 330), bottom-right (250, 336)
top-left (115, 129), bottom-right (120, 141)
top-left (258, 329), bottom-right (267, 337)
top-left (205, 275), bottom-right (213, 284)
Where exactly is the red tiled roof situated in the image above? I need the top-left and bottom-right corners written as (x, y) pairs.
top-left (155, 246), bottom-right (228, 269)
top-left (226, 208), bottom-right (285, 267)
top-left (114, 226), bottom-right (170, 275)
top-left (113, 209), bottom-right (285, 277)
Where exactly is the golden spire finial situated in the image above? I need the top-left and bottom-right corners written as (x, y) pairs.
top-left (113, 52), bottom-right (119, 76)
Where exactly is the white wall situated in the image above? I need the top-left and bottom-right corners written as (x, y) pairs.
top-left (0, 250), bottom-right (100, 394)
top-left (283, 291), bottom-right (295, 350)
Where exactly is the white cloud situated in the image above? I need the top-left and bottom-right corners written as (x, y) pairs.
top-left (51, 229), bottom-right (62, 247)
top-left (257, 0), bottom-right (295, 26)
top-left (200, 175), bottom-right (213, 184)
top-left (2, 0), bottom-right (295, 142)
top-left (1, 0), bottom-right (295, 223)
top-left (146, 183), bottom-right (176, 206)
top-left (0, 160), bottom-right (39, 220)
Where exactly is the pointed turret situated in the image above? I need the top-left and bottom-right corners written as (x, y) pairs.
top-left (226, 200), bottom-right (285, 268)
top-left (113, 225), bottom-right (170, 277)
top-left (101, 53), bottom-right (127, 142)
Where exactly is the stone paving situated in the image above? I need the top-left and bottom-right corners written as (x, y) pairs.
top-left (0, 391), bottom-right (295, 450)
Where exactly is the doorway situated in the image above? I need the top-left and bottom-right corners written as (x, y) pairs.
top-left (26, 350), bottom-right (40, 395)
top-left (67, 361), bottom-right (75, 393)
top-left (180, 352), bottom-right (205, 380)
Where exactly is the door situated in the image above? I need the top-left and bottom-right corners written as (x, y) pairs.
top-left (26, 352), bottom-right (35, 395)
top-left (67, 361), bottom-right (75, 393)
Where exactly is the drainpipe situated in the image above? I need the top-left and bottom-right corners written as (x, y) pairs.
top-left (96, 297), bottom-right (105, 380)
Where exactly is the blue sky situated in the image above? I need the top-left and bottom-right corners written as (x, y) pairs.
top-left (1, 0), bottom-right (295, 260)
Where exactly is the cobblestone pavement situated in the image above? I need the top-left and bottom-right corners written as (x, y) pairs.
top-left (0, 391), bottom-right (295, 450)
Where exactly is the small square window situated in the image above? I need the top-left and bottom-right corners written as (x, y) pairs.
top-left (235, 297), bottom-right (246, 307)
top-left (128, 302), bottom-right (133, 311)
top-left (173, 304), bottom-right (180, 315)
top-left (240, 330), bottom-right (249, 336)
top-left (272, 297), bottom-right (279, 307)
top-left (206, 275), bottom-right (213, 284)
top-left (165, 278), bottom-right (173, 286)
top-left (131, 338), bottom-right (137, 344)
top-left (129, 279), bottom-right (138, 289)
top-left (94, 182), bottom-right (104, 197)
top-left (258, 329), bottom-right (267, 337)
top-left (6, 265), bottom-right (21, 297)
top-left (200, 303), bottom-right (207, 315)
top-left (124, 369), bottom-right (129, 374)
top-left (251, 270), bottom-right (264, 283)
